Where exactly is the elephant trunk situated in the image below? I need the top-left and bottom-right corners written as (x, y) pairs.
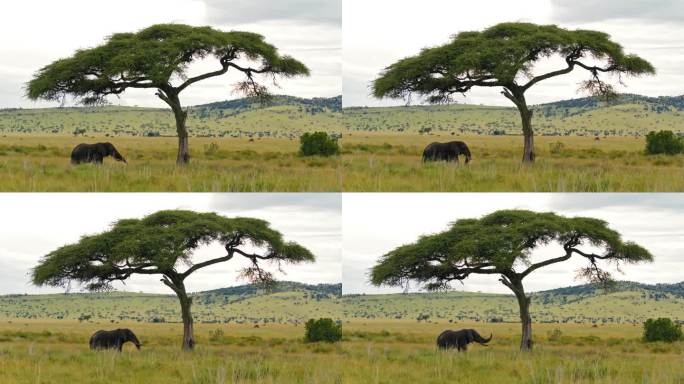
top-left (473, 331), bottom-right (492, 344)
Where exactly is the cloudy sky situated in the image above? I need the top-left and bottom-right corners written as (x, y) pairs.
top-left (344, 0), bottom-right (684, 106)
top-left (0, 0), bottom-right (341, 108)
top-left (343, 193), bottom-right (684, 294)
top-left (0, 193), bottom-right (341, 295)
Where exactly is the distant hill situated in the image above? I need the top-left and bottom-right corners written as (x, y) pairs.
top-left (342, 281), bottom-right (684, 324)
top-left (193, 95), bottom-right (342, 113)
top-left (537, 94), bottom-right (684, 111)
top-left (0, 95), bottom-right (342, 137)
top-left (0, 282), bottom-right (341, 324)
top-left (343, 93), bottom-right (684, 137)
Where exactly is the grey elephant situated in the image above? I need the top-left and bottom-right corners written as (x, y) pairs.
top-left (436, 329), bottom-right (492, 351)
top-left (71, 142), bottom-right (127, 164)
top-left (89, 328), bottom-right (141, 351)
top-left (422, 141), bottom-right (472, 163)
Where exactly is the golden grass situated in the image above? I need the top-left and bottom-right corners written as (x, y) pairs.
top-left (2, 319), bottom-right (683, 383)
top-left (0, 135), bottom-right (342, 192)
top-left (1, 133), bottom-right (683, 191)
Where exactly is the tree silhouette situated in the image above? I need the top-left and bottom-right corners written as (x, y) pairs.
top-left (32, 210), bottom-right (314, 350)
top-left (372, 23), bottom-right (655, 162)
top-left (370, 209), bottom-right (652, 351)
top-left (26, 24), bottom-right (310, 165)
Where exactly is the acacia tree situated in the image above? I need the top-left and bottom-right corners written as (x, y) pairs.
top-left (26, 24), bottom-right (310, 165)
top-left (32, 210), bottom-right (314, 350)
top-left (370, 210), bottom-right (652, 351)
top-left (372, 23), bottom-right (655, 162)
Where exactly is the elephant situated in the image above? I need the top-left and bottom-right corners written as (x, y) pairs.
top-left (422, 141), bottom-right (472, 163)
top-left (71, 142), bottom-right (127, 164)
top-left (436, 329), bottom-right (492, 351)
top-left (89, 328), bottom-right (141, 352)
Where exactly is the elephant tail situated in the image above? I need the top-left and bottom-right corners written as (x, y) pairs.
top-left (472, 331), bottom-right (492, 344)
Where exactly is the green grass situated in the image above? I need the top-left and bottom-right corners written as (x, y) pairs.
top-left (342, 288), bottom-right (684, 324)
top-left (0, 289), bottom-right (341, 324)
top-left (343, 102), bottom-right (684, 136)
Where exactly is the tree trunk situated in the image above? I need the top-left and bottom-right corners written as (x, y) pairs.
top-left (501, 275), bottom-right (533, 351)
top-left (517, 101), bottom-right (535, 163)
top-left (516, 290), bottom-right (533, 351)
top-left (176, 287), bottom-right (195, 350)
top-left (158, 90), bottom-right (190, 166)
top-left (172, 105), bottom-right (190, 165)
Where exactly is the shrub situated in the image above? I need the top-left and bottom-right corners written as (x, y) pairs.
top-left (645, 131), bottom-right (683, 155)
top-left (643, 318), bottom-right (683, 342)
top-left (304, 318), bottom-right (342, 343)
top-left (299, 132), bottom-right (339, 157)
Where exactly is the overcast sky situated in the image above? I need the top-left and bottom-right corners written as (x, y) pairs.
top-left (0, 193), bottom-right (341, 295)
top-left (343, 193), bottom-right (684, 295)
top-left (343, 0), bottom-right (684, 107)
top-left (0, 0), bottom-right (341, 109)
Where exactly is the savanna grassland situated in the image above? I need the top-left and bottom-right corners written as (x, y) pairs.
top-left (338, 282), bottom-right (684, 383)
top-left (0, 135), bottom-right (342, 191)
top-left (341, 320), bottom-right (684, 384)
top-left (2, 282), bottom-right (684, 382)
top-left (2, 94), bottom-right (684, 192)
top-left (0, 320), bottom-right (346, 384)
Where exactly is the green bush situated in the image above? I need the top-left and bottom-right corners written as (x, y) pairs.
top-left (299, 132), bottom-right (339, 157)
top-left (304, 318), bottom-right (342, 343)
top-left (645, 130), bottom-right (683, 155)
top-left (643, 318), bottom-right (683, 342)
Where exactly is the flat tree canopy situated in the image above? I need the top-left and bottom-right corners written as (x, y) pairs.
top-left (26, 24), bottom-right (310, 164)
top-left (371, 209), bottom-right (653, 350)
top-left (372, 23), bottom-right (655, 162)
top-left (32, 210), bottom-right (315, 350)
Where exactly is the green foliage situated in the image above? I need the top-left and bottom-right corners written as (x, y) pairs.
top-left (299, 132), bottom-right (340, 157)
top-left (643, 318), bottom-right (683, 343)
top-left (304, 318), bottom-right (342, 343)
top-left (645, 131), bottom-right (683, 155)
top-left (26, 24), bottom-right (310, 106)
top-left (373, 22), bottom-right (654, 103)
top-left (32, 210), bottom-right (315, 291)
top-left (371, 210), bottom-right (653, 289)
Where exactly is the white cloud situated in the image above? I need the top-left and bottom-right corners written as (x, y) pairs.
top-left (0, 193), bottom-right (341, 295)
top-left (342, 193), bottom-right (684, 295)
top-left (0, 0), bottom-right (340, 108)
top-left (342, 0), bottom-right (683, 107)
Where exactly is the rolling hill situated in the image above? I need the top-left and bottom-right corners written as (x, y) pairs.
top-left (0, 95), bottom-right (342, 138)
top-left (342, 281), bottom-right (684, 324)
top-left (343, 94), bottom-right (684, 137)
top-left (2, 281), bottom-right (683, 325)
top-left (0, 282), bottom-right (341, 324)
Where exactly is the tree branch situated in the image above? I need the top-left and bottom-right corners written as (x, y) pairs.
top-left (180, 251), bottom-right (234, 278)
top-left (520, 251), bottom-right (573, 278)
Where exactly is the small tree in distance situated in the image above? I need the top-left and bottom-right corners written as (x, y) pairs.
top-left (299, 132), bottom-right (340, 157)
top-left (645, 131), bottom-right (683, 155)
top-left (304, 318), bottom-right (342, 343)
top-left (32, 210), bottom-right (315, 351)
top-left (643, 318), bottom-right (683, 343)
top-left (372, 22), bottom-right (655, 163)
top-left (371, 210), bottom-right (653, 351)
top-left (26, 24), bottom-right (310, 165)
